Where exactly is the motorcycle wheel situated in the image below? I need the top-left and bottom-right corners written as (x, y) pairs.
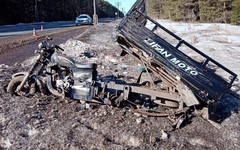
top-left (7, 76), bottom-right (29, 96)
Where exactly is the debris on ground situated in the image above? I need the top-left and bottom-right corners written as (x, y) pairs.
top-left (0, 19), bottom-right (240, 149)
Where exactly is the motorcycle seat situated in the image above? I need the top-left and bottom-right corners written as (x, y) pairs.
top-left (75, 62), bottom-right (95, 69)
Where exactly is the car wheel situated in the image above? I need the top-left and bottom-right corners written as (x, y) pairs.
top-left (76, 24), bottom-right (78, 26)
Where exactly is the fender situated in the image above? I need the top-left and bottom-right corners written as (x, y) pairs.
top-left (12, 72), bottom-right (27, 79)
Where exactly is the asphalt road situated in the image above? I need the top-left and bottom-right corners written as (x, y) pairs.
top-left (0, 25), bottom-right (90, 65)
top-left (0, 18), bottom-right (115, 38)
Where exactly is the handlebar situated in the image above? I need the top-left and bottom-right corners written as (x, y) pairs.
top-left (55, 45), bottom-right (64, 51)
top-left (38, 37), bottom-right (64, 52)
top-left (46, 36), bottom-right (52, 41)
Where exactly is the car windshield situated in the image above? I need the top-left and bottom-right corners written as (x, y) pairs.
top-left (78, 16), bottom-right (88, 19)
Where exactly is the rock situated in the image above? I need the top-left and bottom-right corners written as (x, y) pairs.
top-left (0, 64), bottom-right (9, 70)
top-left (118, 64), bottom-right (128, 70)
top-left (28, 128), bottom-right (38, 136)
top-left (105, 55), bottom-right (118, 63)
top-left (35, 114), bottom-right (42, 119)
top-left (75, 105), bottom-right (86, 112)
top-left (150, 137), bottom-right (160, 143)
top-left (19, 131), bottom-right (29, 137)
top-left (85, 103), bottom-right (90, 109)
top-left (103, 110), bottom-right (107, 116)
top-left (201, 107), bottom-right (209, 120)
top-left (80, 100), bottom-right (86, 104)
top-left (161, 130), bottom-right (169, 140)
top-left (98, 112), bottom-right (103, 117)
top-left (136, 118), bottom-right (144, 124)
top-left (133, 113), bottom-right (141, 117)
top-left (26, 114), bottom-right (31, 120)
top-left (111, 110), bottom-right (115, 115)
top-left (150, 136), bottom-right (156, 143)
top-left (71, 123), bottom-right (78, 128)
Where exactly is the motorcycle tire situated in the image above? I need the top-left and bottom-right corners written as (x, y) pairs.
top-left (7, 76), bottom-right (24, 95)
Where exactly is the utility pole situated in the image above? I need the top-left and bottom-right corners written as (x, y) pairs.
top-left (115, 2), bottom-right (121, 19)
top-left (121, 8), bottom-right (125, 16)
top-left (34, 0), bottom-right (39, 22)
top-left (93, 0), bottom-right (98, 25)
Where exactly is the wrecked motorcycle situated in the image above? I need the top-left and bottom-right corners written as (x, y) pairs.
top-left (7, 37), bottom-right (193, 128)
top-left (7, 37), bottom-right (97, 101)
top-left (7, 0), bottom-right (237, 129)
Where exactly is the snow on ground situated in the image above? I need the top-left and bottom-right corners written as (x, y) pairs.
top-left (146, 19), bottom-right (240, 94)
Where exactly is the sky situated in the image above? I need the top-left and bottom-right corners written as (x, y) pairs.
top-left (106, 0), bottom-right (137, 14)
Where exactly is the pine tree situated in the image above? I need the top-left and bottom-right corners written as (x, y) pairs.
top-left (231, 0), bottom-right (240, 25)
top-left (198, 0), bottom-right (232, 23)
top-left (0, 0), bottom-right (124, 25)
top-left (146, 0), bottom-right (160, 18)
top-left (161, 0), bottom-right (187, 21)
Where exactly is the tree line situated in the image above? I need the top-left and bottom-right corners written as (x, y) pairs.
top-left (146, 0), bottom-right (240, 25)
top-left (0, 0), bottom-right (124, 25)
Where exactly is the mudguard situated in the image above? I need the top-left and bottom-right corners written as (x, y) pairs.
top-left (12, 72), bottom-right (27, 78)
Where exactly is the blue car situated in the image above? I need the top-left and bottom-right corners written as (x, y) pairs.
top-left (75, 14), bottom-right (93, 26)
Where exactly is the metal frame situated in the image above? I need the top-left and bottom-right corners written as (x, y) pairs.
top-left (116, 0), bottom-right (237, 104)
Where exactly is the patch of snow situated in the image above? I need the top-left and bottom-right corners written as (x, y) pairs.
top-left (28, 128), bottom-right (39, 136)
top-left (146, 19), bottom-right (240, 94)
top-left (0, 138), bottom-right (12, 148)
top-left (0, 64), bottom-right (9, 70)
top-left (115, 134), bottom-right (141, 147)
top-left (16, 23), bottom-right (26, 25)
top-left (189, 138), bottom-right (214, 148)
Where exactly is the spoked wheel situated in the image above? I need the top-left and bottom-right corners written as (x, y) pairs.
top-left (7, 76), bottom-right (31, 96)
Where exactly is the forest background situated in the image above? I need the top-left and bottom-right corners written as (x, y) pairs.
top-left (0, 0), bottom-right (124, 25)
top-left (147, 0), bottom-right (240, 25)
top-left (0, 0), bottom-right (240, 25)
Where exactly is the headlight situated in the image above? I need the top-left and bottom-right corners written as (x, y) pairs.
top-left (38, 42), bottom-right (47, 49)
top-left (38, 42), bottom-right (43, 49)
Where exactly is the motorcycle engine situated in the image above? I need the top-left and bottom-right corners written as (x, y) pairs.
top-left (69, 64), bottom-right (97, 101)
top-left (56, 76), bottom-right (71, 92)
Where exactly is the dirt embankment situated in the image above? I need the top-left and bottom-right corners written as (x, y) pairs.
top-left (0, 20), bottom-right (240, 150)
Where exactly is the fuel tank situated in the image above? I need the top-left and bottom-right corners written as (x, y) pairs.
top-left (51, 53), bottom-right (75, 68)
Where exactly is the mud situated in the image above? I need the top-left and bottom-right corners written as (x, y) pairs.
top-left (0, 20), bottom-right (240, 150)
